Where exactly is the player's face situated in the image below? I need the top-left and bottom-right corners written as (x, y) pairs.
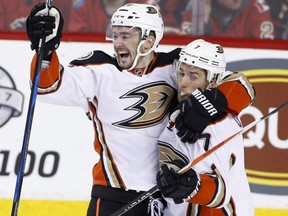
top-left (112, 26), bottom-right (142, 69)
top-left (216, 0), bottom-right (243, 10)
top-left (176, 63), bottom-right (208, 102)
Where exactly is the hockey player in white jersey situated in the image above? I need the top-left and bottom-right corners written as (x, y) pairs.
top-left (157, 39), bottom-right (254, 216)
top-left (26, 3), bottom-right (255, 215)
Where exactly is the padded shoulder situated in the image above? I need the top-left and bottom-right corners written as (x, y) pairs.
top-left (69, 50), bottom-right (120, 69)
top-left (151, 48), bottom-right (181, 69)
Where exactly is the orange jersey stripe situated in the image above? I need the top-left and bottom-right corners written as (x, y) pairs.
top-left (188, 174), bottom-right (218, 205)
top-left (30, 51), bottom-right (62, 89)
top-left (188, 197), bottom-right (237, 216)
top-left (88, 99), bottom-right (126, 188)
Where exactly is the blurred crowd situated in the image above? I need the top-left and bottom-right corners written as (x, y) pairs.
top-left (1, 0), bottom-right (288, 40)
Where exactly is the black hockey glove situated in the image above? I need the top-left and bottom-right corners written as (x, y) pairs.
top-left (175, 88), bottom-right (228, 144)
top-left (156, 160), bottom-right (201, 204)
top-left (26, 3), bottom-right (64, 59)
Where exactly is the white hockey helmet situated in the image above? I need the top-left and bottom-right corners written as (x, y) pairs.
top-left (178, 39), bottom-right (226, 83)
top-left (110, 3), bottom-right (164, 53)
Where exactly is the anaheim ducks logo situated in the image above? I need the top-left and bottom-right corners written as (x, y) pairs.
top-left (113, 81), bottom-right (176, 128)
top-left (146, 6), bottom-right (158, 14)
top-left (216, 45), bottom-right (224, 54)
top-left (158, 141), bottom-right (189, 167)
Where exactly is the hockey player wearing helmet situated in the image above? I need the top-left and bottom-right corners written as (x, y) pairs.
top-left (156, 39), bottom-right (254, 216)
top-left (26, 3), bottom-right (254, 215)
top-left (108, 3), bottom-right (164, 70)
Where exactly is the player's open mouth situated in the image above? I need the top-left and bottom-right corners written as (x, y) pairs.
top-left (178, 91), bottom-right (190, 101)
top-left (179, 91), bottom-right (188, 96)
top-left (118, 52), bottom-right (129, 60)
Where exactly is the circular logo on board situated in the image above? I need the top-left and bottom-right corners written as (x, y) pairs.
top-left (0, 66), bottom-right (24, 127)
top-left (227, 59), bottom-right (288, 195)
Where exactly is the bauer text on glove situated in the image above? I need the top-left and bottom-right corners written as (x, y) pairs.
top-left (175, 88), bottom-right (228, 143)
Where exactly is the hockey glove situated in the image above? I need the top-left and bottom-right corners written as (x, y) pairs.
top-left (156, 160), bottom-right (201, 204)
top-left (26, 3), bottom-right (64, 59)
top-left (175, 88), bottom-right (228, 144)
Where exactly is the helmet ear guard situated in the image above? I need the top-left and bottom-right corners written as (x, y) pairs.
top-left (178, 39), bottom-right (226, 83)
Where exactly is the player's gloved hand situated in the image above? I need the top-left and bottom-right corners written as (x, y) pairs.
top-left (175, 88), bottom-right (228, 144)
top-left (26, 3), bottom-right (64, 60)
top-left (156, 160), bottom-right (201, 204)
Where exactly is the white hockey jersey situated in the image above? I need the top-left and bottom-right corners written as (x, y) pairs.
top-left (34, 49), bottom-right (179, 191)
top-left (30, 48), bottom-right (255, 192)
top-left (158, 114), bottom-right (254, 216)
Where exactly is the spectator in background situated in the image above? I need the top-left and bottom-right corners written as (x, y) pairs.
top-left (266, 0), bottom-right (288, 39)
top-left (147, 0), bottom-right (189, 34)
top-left (181, 0), bottom-right (208, 36)
top-left (68, 0), bottom-right (189, 34)
top-left (181, 0), bottom-right (275, 39)
top-left (0, 0), bottom-right (72, 31)
top-left (68, 0), bottom-right (148, 33)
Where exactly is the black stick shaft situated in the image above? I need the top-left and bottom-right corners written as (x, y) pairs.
top-left (110, 186), bottom-right (159, 216)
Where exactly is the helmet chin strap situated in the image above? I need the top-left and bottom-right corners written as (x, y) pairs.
top-left (128, 40), bottom-right (154, 70)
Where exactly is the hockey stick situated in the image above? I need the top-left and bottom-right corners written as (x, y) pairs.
top-left (11, 1), bottom-right (53, 216)
top-left (111, 101), bottom-right (288, 216)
